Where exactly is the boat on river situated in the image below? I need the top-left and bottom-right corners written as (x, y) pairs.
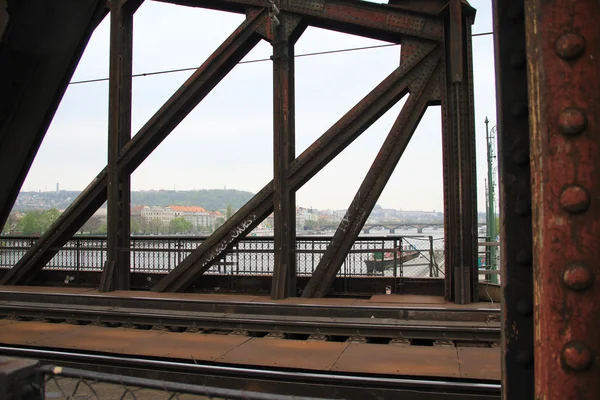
top-left (365, 249), bottom-right (420, 274)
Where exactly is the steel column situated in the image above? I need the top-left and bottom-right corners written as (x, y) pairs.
top-left (0, 10), bottom-right (266, 286)
top-left (302, 45), bottom-right (440, 298)
top-left (525, 0), bottom-right (600, 397)
top-left (492, 0), bottom-right (533, 398)
top-left (100, 0), bottom-right (135, 292)
top-left (271, 13), bottom-right (304, 300)
top-left (152, 49), bottom-right (436, 293)
top-left (441, 1), bottom-right (478, 304)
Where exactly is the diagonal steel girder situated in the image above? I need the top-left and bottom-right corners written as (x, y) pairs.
top-left (152, 42), bottom-right (439, 293)
top-left (0, 9), bottom-right (268, 286)
top-left (302, 47), bottom-right (442, 298)
top-left (157, 0), bottom-right (444, 42)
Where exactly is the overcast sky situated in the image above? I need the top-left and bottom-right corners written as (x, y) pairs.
top-left (20, 0), bottom-right (497, 212)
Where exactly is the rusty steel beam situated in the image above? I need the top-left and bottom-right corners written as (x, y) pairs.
top-left (0, 0), bottom-right (7, 38)
top-left (526, 0), bottom-right (600, 398)
top-left (0, 0), bottom-right (107, 236)
top-left (440, 1), bottom-right (478, 304)
top-left (157, 0), bottom-right (444, 43)
top-left (0, 10), bottom-right (267, 286)
top-left (152, 46), bottom-right (436, 293)
top-left (493, 0), bottom-right (533, 398)
top-left (271, 13), bottom-right (305, 300)
top-left (100, 0), bottom-right (135, 292)
top-left (302, 46), bottom-right (440, 298)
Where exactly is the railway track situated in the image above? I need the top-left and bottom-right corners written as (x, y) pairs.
top-left (0, 301), bottom-right (499, 343)
top-left (0, 345), bottom-right (501, 400)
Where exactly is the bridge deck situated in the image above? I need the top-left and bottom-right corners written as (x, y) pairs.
top-left (0, 319), bottom-right (500, 381)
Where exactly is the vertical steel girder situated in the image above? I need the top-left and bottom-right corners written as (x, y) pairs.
top-left (526, 0), bottom-right (600, 397)
top-left (152, 48), bottom-right (435, 293)
top-left (440, 1), bottom-right (478, 304)
top-left (493, 0), bottom-right (533, 398)
top-left (0, 10), bottom-right (267, 286)
top-left (271, 14), bottom-right (305, 300)
top-left (100, 0), bottom-right (135, 292)
top-left (301, 43), bottom-right (440, 298)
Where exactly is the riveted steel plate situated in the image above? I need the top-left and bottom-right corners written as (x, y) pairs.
top-left (0, 321), bottom-right (84, 345)
top-left (122, 332), bottom-right (252, 361)
top-left (36, 326), bottom-right (162, 353)
top-left (216, 338), bottom-right (349, 370)
top-left (331, 342), bottom-right (460, 378)
top-left (457, 347), bottom-right (501, 380)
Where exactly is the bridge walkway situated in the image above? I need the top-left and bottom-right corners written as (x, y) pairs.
top-left (0, 318), bottom-right (500, 381)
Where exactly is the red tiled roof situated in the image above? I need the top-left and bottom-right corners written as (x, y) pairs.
top-left (167, 205), bottom-right (207, 213)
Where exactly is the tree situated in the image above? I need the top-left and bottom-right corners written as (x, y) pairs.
top-left (226, 204), bottom-right (233, 219)
top-left (17, 211), bottom-right (46, 235)
top-left (169, 217), bottom-right (193, 234)
top-left (2, 213), bottom-right (20, 234)
top-left (148, 219), bottom-right (164, 234)
top-left (81, 216), bottom-right (102, 234)
top-left (214, 216), bottom-right (225, 230)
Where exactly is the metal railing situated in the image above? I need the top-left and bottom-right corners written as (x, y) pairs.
top-left (0, 356), bottom-right (329, 400)
top-left (0, 235), bottom-right (444, 279)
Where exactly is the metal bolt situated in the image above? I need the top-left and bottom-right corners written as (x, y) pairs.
top-left (517, 349), bottom-right (534, 366)
top-left (555, 33), bottom-right (586, 60)
top-left (507, 6), bottom-right (524, 21)
top-left (516, 249), bottom-right (532, 265)
top-left (559, 185), bottom-right (590, 214)
top-left (561, 341), bottom-right (594, 372)
top-left (563, 264), bottom-right (594, 291)
top-left (512, 147), bottom-right (530, 166)
top-left (509, 53), bottom-right (526, 69)
top-left (511, 102), bottom-right (528, 118)
top-left (515, 197), bottom-right (532, 216)
top-left (559, 108), bottom-right (587, 136)
top-left (516, 299), bottom-right (533, 317)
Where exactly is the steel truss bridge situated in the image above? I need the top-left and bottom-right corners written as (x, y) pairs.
top-left (0, 0), bottom-right (598, 399)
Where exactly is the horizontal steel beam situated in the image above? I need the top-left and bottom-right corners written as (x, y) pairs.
top-left (156, 0), bottom-right (444, 42)
top-left (152, 43), bottom-right (437, 293)
top-left (0, 302), bottom-right (500, 342)
top-left (0, 10), bottom-right (267, 286)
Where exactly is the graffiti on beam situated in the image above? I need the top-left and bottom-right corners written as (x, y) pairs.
top-left (200, 214), bottom-right (257, 269)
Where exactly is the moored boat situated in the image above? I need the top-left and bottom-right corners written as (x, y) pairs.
top-left (365, 249), bottom-right (420, 274)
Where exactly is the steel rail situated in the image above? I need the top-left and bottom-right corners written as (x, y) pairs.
top-left (0, 303), bottom-right (499, 342)
top-left (0, 290), bottom-right (500, 322)
top-left (0, 345), bottom-right (501, 400)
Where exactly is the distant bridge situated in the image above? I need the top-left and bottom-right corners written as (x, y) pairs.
top-left (311, 222), bottom-right (486, 234)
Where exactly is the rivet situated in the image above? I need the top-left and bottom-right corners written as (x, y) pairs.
top-left (516, 249), bottom-right (532, 265)
top-left (512, 148), bottom-right (530, 166)
top-left (559, 185), bottom-right (590, 214)
top-left (555, 33), bottom-right (586, 60)
top-left (558, 108), bottom-right (587, 136)
top-left (511, 102), bottom-right (528, 118)
top-left (561, 341), bottom-right (594, 372)
top-left (509, 53), bottom-right (526, 69)
top-left (563, 264), bottom-right (594, 291)
top-left (517, 349), bottom-right (534, 366)
top-left (515, 197), bottom-right (531, 216)
top-left (516, 299), bottom-right (533, 317)
top-left (507, 6), bottom-right (524, 21)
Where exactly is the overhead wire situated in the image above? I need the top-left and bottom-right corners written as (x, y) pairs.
top-left (69, 31), bottom-right (493, 86)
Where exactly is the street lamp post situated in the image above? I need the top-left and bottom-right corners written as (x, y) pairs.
top-left (484, 117), bottom-right (498, 283)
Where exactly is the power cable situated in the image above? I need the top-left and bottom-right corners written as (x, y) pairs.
top-left (69, 32), bottom-right (493, 86)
